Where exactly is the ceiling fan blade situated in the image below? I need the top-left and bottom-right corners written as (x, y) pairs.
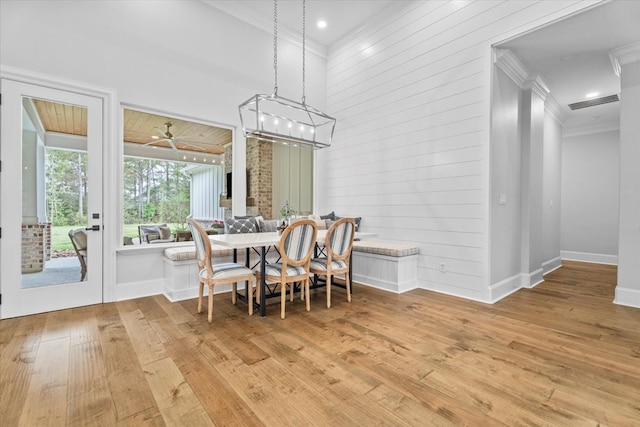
top-left (153, 126), bottom-right (169, 137)
top-left (143, 138), bottom-right (169, 146)
top-left (174, 141), bottom-right (209, 151)
top-left (168, 140), bottom-right (178, 151)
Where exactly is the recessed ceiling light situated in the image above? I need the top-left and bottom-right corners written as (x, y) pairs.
top-left (585, 92), bottom-right (599, 98)
top-left (317, 20), bottom-right (327, 29)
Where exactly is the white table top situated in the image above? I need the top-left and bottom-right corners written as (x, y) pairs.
top-left (209, 230), bottom-right (376, 249)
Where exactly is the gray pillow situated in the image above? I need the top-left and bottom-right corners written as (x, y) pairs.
top-left (261, 219), bottom-right (279, 232)
top-left (225, 217), bottom-right (257, 234)
top-left (320, 211), bottom-right (336, 220)
top-left (158, 225), bottom-right (172, 240)
top-left (234, 214), bottom-right (264, 232)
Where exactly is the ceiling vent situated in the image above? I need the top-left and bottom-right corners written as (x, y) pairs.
top-left (568, 94), bottom-right (619, 110)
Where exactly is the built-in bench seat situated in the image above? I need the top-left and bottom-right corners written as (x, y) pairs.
top-left (162, 238), bottom-right (420, 301)
top-left (350, 239), bottom-right (419, 293)
top-left (352, 239), bottom-right (420, 257)
top-left (164, 244), bottom-right (234, 261)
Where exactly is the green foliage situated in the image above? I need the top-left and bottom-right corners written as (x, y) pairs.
top-left (45, 149), bottom-right (87, 226)
top-left (122, 157), bottom-right (192, 226)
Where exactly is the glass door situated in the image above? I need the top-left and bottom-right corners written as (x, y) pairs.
top-left (0, 80), bottom-right (103, 319)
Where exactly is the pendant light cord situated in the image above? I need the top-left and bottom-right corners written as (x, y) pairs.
top-left (302, 0), bottom-right (306, 105)
top-left (273, 0), bottom-right (278, 96)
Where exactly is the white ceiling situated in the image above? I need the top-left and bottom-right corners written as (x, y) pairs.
top-left (499, 0), bottom-right (640, 134)
top-left (205, 0), bottom-right (640, 134)
top-left (203, 0), bottom-right (413, 53)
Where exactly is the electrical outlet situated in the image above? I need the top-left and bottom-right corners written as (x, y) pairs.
top-left (439, 262), bottom-right (446, 273)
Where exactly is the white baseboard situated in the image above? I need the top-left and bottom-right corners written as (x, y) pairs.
top-left (116, 278), bottom-right (167, 301)
top-left (614, 287), bottom-right (640, 309)
top-left (525, 268), bottom-right (544, 288)
top-left (489, 273), bottom-right (524, 302)
top-left (164, 283), bottom-right (242, 303)
top-left (542, 257), bottom-right (562, 275)
top-left (561, 251), bottom-right (618, 265)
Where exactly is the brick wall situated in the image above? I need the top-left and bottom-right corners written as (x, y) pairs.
top-left (22, 223), bottom-right (47, 273)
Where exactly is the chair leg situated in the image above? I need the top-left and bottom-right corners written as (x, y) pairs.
top-left (290, 282), bottom-right (295, 302)
top-left (197, 282), bottom-right (204, 314)
top-left (208, 284), bottom-right (214, 323)
top-left (326, 274), bottom-right (332, 308)
top-left (305, 278), bottom-right (311, 312)
top-left (281, 282), bottom-right (287, 319)
top-left (248, 277), bottom-right (254, 316)
top-left (345, 273), bottom-right (352, 303)
top-left (232, 282), bottom-right (237, 305)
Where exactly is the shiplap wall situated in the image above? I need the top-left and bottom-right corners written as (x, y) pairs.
top-left (189, 165), bottom-right (224, 220)
top-left (322, 0), bottom-right (597, 301)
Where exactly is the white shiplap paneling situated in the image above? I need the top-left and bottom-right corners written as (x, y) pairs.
top-left (323, 0), bottom-right (593, 301)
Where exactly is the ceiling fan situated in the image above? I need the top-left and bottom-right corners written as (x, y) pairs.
top-left (144, 122), bottom-right (207, 152)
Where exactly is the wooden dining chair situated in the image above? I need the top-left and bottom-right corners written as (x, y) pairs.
top-left (255, 219), bottom-right (317, 319)
top-left (187, 217), bottom-right (257, 322)
top-left (309, 217), bottom-right (356, 308)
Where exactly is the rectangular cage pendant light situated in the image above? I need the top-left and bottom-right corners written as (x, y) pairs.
top-left (239, 93), bottom-right (336, 149)
top-left (238, 0), bottom-right (336, 149)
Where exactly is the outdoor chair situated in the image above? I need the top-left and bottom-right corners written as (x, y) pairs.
top-left (309, 217), bottom-right (355, 308)
top-left (68, 228), bottom-right (88, 281)
top-left (186, 217), bottom-right (257, 322)
top-left (137, 224), bottom-right (174, 244)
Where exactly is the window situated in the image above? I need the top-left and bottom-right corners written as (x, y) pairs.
top-left (122, 108), bottom-right (232, 243)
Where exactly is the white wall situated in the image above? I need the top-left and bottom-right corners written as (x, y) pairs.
top-left (561, 130), bottom-right (620, 263)
top-left (322, 0), bottom-right (597, 302)
top-left (542, 112), bottom-right (563, 272)
top-left (0, 0), bottom-right (327, 301)
top-left (1, 0), bottom-right (603, 304)
top-left (490, 67), bottom-right (522, 286)
top-left (189, 165), bottom-right (224, 220)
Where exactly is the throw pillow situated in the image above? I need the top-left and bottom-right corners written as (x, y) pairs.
top-left (333, 216), bottom-right (361, 231)
top-left (225, 217), bottom-right (257, 234)
top-left (261, 219), bottom-right (279, 232)
top-left (158, 225), bottom-right (172, 240)
top-left (235, 214), bottom-right (265, 232)
top-left (320, 211), bottom-right (336, 220)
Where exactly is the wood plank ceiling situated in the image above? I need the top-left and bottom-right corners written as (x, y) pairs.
top-left (33, 100), bottom-right (231, 155)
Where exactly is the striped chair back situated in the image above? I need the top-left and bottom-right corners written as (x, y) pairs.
top-left (281, 220), bottom-right (317, 265)
top-left (328, 219), bottom-right (355, 257)
top-left (187, 217), bottom-right (208, 266)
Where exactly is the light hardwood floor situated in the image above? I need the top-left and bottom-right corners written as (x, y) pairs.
top-left (1, 261), bottom-right (639, 426)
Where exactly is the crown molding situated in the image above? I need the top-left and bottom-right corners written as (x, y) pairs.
top-left (609, 41), bottom-right (640, 77)
top-left (545, 93), bottom-right (568, 124)
top-left (494, 48), bottom-right (529, 88)
top-left (524, 74), bottom-right (550, 101)
top-left (562, 119), bottom-right (619, 138)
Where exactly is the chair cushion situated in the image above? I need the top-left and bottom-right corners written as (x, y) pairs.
top-left (352, 240), bottom-right (420, 257)
top-left (309, 258), bottom-right (347, 271)
top-left (260, 262), bottom-right (308, 278)
top-left (164, 245), bottom-right (233, 261)
top-left (199, 263), bottom-right (254, 280)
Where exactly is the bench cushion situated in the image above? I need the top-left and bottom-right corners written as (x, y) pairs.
top-left (352, 240), bottom-right (419, 257)
top-left (164, 244), bottom-right (233, 261)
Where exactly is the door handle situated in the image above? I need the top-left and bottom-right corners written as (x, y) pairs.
top-left (85, 225), bottom-right (101, 231)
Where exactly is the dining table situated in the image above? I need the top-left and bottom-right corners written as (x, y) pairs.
top-left (210, 230), bottom-right (375, 317)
